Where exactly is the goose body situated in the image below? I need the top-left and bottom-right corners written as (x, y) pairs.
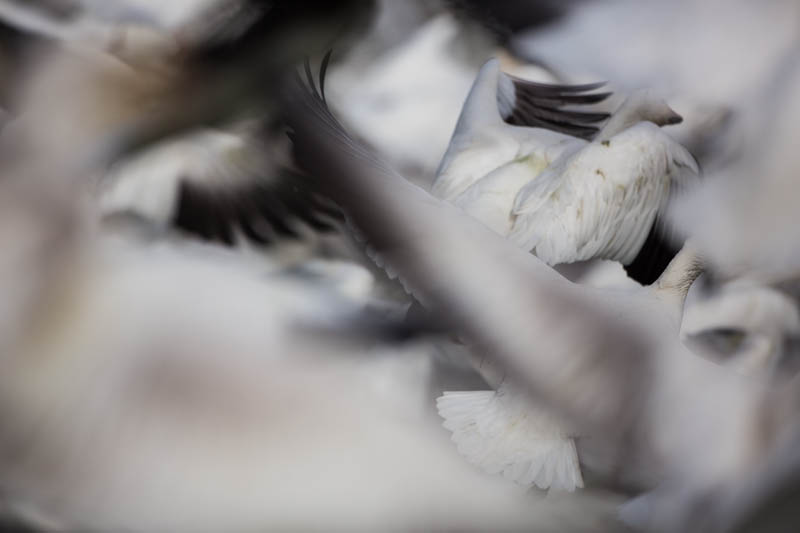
top-left (435, 58), bottom-right (699, 282)
top-left (436, 246), bottom-right (701, 492)
top-left (509, 121), bottom-right (698, 266)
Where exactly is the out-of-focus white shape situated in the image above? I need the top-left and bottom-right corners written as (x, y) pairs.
top-left (513, 0), bottom-right (800, 166)
top-left (0, 217), bottom-right (589, 531)
top-left (436, 247), bottom-right (701, 493)
top-left (515, 0), bottom-right (800, 106)
top-left (438, 384), bottom-right (584, 492)
top-left (671, 49), bottom-right (800, 282)
top-left (0, 0), bottom-right (201, 51)
top-left (434, 59), bottom-right (696, 267)
top-left (75, 0), bottom-right (219, 28)
top-left (328, 13), bottom-right (555, 181)
top-left (577, 260), bottom-right (641, 290)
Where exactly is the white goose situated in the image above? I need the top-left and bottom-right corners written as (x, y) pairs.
top-left (435, 58), bottom-right (700, 284)
top-left (436, 245), bottom-right (703, 492)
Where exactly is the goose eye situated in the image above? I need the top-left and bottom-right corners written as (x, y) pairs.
top-left (687, 327), bottom-right (747, 361)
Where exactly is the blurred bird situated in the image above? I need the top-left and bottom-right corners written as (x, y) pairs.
top-left (672, 43), bottom-right (800, 285)
top-left (0, 178), bottom-right (546, 531)
top-left (436, 245), bottom-right (702, 492)
top-left (510, 0), bottom-right (800, 170)
top-left (682, 280), bottom-right (800, 379)
top-left (435, 58), bottom-right (698, 285)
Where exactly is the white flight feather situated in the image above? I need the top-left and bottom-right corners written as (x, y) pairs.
top-left (437, 384), bottom-right (584, 492)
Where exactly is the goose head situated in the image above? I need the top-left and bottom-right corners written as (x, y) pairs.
top-left (624, 89), bottom-right (683, 127)
top-left (597, 89), bottom-right (683, 141)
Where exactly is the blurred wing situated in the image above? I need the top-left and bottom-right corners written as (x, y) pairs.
top-left (102, 125), bottom-right (342, 246)
top-left (172, 170), bottom-right (340, 246)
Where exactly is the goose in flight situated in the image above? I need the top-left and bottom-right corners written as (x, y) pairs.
top-left (285, 87), bottom-right (800, 531)
top-left (682, 280), bottom-right (800, 378)
top-left (435, 58), bottom-right (699, 285)
top-left (436, 245), bottom-right (701, 492)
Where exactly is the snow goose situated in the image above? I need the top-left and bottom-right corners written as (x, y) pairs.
top-left (436, 244), bottom-right (702, 492)
top-left (286, 87), bottom-right (800, 531)
top-left (682, 280), bottom-right (800, 378)
top-left (435, 58), bottom-right (699, 284)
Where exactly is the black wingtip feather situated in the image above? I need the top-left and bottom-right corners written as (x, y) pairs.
top-left (319, 49), bottom-right (333, 103)
top-left (509, 77), bottom-right (608, 95)
top-left (501, 75), bottom-right (612, 139)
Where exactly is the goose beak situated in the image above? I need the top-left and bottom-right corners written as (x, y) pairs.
top-left (664, 108), bottom-right (683, 125)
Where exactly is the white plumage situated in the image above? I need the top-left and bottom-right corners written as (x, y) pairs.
top-left (437, 385), bottom-right (584, 492)
top-left (432, 58), bottom-right (571, 201)
top-left (509, 121), bottom-right (697, 264)
top-left (434, 58), bottom-right (699, 267)
top-left (435, 245), bottom-right (701, 492)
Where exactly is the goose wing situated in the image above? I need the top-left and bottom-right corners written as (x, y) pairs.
top-left (497, 73), bottom-right (610, 139)
top-left (102, 120), bottom-right (342, 246)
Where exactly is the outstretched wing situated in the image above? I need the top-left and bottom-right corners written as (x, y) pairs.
top-left (451, 58), bottom-right (610, 141)
top-left (102, 118), bottom-right (343, 247)
top-left (497, 73), bottom-right (610, 139)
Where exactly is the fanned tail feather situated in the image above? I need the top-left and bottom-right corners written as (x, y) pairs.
top-left (436, 390), bottom-right (583, 492)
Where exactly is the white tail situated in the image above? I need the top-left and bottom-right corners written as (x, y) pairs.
top-left (436, 388), bottom-right (584, 492)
